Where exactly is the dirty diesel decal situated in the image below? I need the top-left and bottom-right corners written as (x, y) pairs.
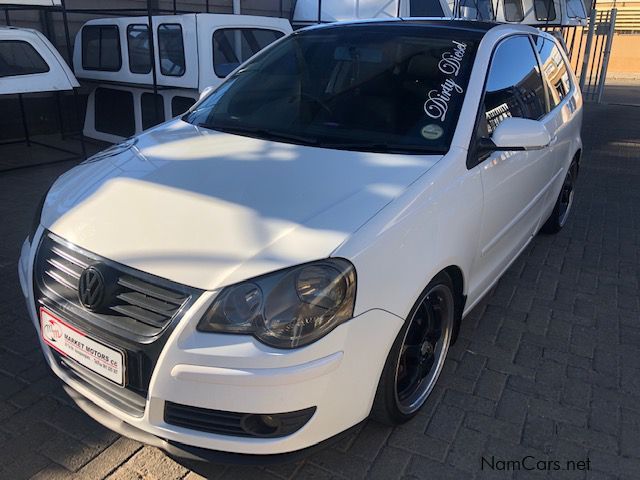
top-left (424, 41), bottom-right (468, 122)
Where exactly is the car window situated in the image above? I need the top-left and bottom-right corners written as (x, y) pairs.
top-left (186, 25), bottom-right (481, 155)
top-left (480, 35), bottom-right (546, 137)
top-left (158, 24), bottom-right (185, 76)
top-left (0, 40), bottom-right (49, 77)
top-left (534, 36), bottom-right (571, 109)
top-left (503, 0), bottom-right (525, 22)
top-left (94, 87), bottom-right (135, 137)
top-left (127, 24), bottom-right (151, 74)
top-left (141, 92), bottom-right (165, 130)
top-left (534, 0), bottom-right (557, 21)
top-left (212, 28), bottom-right (285, 78)
top-left (82, 25), bottom-right (121, 71)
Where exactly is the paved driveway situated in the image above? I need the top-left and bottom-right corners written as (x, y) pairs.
top-left (0, 102), bottom-right (639, 479)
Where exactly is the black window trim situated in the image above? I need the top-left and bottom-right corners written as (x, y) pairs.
top-left (211, 27), bottom-right (286, 79)
top-left (126, 23), bottom-right (152, 75)
top-left (503, 0), bottom-right (525, 22)
top-left (466, 34), bottom-right (549, 170)
top-left (0, 39), bottom-right (50, 78)
top-left (533, 0), bottom-right (557, 21)
top-left (157, 23), bottom-right (186, 77)
top-left (82, 24), bottom-right (122, 72)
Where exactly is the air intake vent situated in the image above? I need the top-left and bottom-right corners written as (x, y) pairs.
top-left (165, 402), bottom-right (316, 438)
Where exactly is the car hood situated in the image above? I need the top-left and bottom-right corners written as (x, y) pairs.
top-left (42, 120), bottom-right (442, 290)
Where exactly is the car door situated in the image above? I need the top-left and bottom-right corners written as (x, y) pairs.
top-left (467, 35), bottom-right (555, 300)
top-left (532, 34), bottom-right (577, 214)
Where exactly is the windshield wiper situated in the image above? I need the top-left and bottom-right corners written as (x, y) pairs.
top-left (317, 142), bottom-right (445, 155)
top-left (198, 124), bottom-right (319, 146)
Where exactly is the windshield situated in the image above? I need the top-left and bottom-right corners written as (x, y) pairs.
top-left (185, 24), bottom-right (480, 154)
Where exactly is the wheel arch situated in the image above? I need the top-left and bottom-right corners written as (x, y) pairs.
top-left (439, 265), bottom-right (467, 344)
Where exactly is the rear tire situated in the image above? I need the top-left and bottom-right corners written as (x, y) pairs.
top-left (370, 273), bottom-right (454, 425)
top-left (541, 158), bottom-right (578, 234)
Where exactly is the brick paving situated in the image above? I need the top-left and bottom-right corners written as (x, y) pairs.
top-left (0, 102), bottom-right (639, 479)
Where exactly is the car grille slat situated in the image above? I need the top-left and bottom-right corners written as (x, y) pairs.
top-left (44, 268), bottom-right (77, 291)
top-left (46, 257), bottom-right (82, 280)
top-left (51, 245), bottom-right (89, 269)
top-left (110, 304), bottom-right (168, 328)
top-left (116, 291), bottom-right (179, 317)
top-left (117, 276), bottom-right (185, 305)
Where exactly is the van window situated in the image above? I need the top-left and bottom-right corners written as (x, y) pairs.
top-left (0, 40), bottom-right (49, 77)
top-left (534, 36), bottom-right (571, 109)
top-left (459, 0), bottom-right (495, 20)
top-left (503, 0), bottom-right (524, 22)
top-left (171, 95), bottom-right (196, 116)
top-left (82, 25), bottom-right (121, 71)
top-left (158, 24), bottom-right (185, 76)
top-left (141, 92), bottom-right (165, 130)
top-left (534, 0), bottom-right (556, 21)
top-left (566, 0), bottom-right (587, 18)
top-left (127, 24), bottom-right (151, 74)
top-left (482, 36), bottom-right (546, 135)
top-left (94, 87), bottom-right (135, 137)
top-left (212, 28), bottom-right (284, 78)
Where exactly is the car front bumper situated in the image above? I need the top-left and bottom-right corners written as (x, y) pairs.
top-left (19, 231), bottom-right (404, 457)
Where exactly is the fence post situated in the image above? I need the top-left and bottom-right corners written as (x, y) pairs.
top-left (596, 8), bottom-right (617, 103)
top-left (579, 8), bottom-right (597, 91)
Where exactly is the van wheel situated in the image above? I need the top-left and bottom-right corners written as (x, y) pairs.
top-left (370, 273), bottom-right (454, 425)
top-left (541, 159), bottom-right (578, 234)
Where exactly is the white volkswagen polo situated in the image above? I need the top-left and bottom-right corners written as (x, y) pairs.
top-left (19, 19), bottom-right (582, 462)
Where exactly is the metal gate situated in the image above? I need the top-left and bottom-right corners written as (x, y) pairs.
top-left (544, 8), bottom-right (618, 102)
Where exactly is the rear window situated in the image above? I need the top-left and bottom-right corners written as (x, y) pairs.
top-left (82, 25), bottom-right (121, 71)
top-left (158, 24), bottom-right (185, 76)
top-left (187, 25), bottom-right (481, 155)
top-left (127, 24), bottom-right (151, 74)
top-left (0, 40), bottom-right (49, 77)
top-left (94, 87), bottom-right (135, 137)
top-left (212, 28), bottom-right (285, 78)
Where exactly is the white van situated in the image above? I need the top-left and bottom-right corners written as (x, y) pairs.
top-left (74, 14), bottom-right (292, 142)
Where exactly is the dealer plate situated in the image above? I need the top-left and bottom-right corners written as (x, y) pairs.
top-left (40, 307), bottom-right (125, 386)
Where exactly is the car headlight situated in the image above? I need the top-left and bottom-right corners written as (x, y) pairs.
top-left (197, 258), bottom-right (356, 349)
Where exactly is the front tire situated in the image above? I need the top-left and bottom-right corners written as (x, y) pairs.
top-left (541, 158), bottom-right (578, 234)
top-left (370, 273), bottom-right (454, 425)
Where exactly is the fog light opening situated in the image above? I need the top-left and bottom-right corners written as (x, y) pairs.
top-left (242, 414), bottom-right (282, 436)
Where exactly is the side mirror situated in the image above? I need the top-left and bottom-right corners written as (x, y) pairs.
top-left (199, 85), bottom-right (215, 101)
top-left (479, 117), bottom-right (551, 154)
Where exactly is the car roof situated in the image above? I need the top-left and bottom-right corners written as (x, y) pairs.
top-left (302, 18), bottom-right (503, 34)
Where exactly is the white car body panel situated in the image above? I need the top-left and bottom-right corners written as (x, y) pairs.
top-left (20, 21), bottom-right (583, 457)
top-left (0, 27), bottom-right (79, 95)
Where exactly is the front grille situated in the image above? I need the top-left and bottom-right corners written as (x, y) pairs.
top-left (37, 234), bottom-right (190, 339)
top-left (165, 402), bottom-right (316, 438)
top-left (34, 231), bottom-right (202, 416)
